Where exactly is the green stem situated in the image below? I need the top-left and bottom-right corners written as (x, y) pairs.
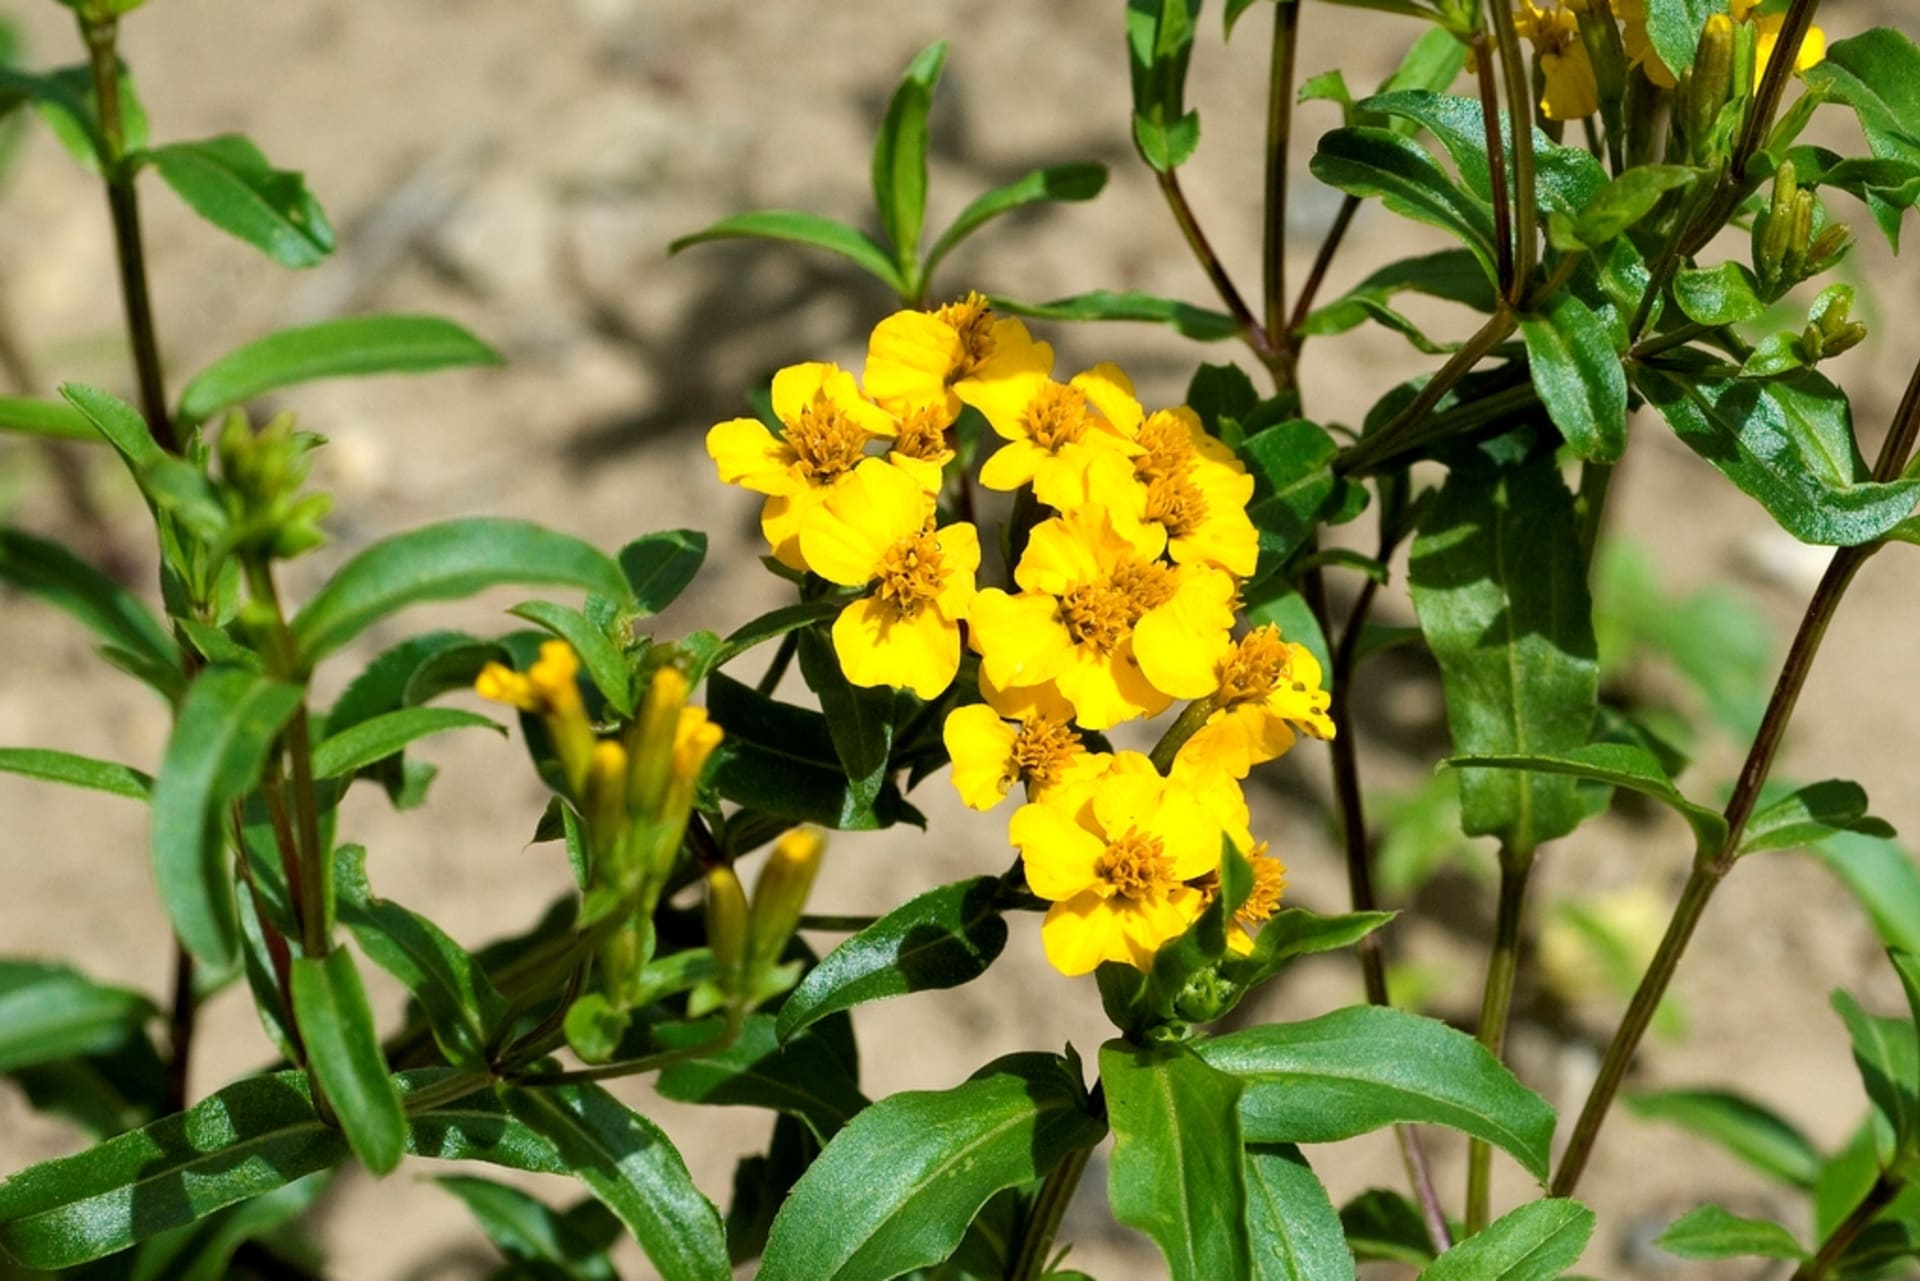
top-left (1286, 195), bottom-right (1360, 340)
top-left (1155, 168), bottom-right (1286, 384)
top-left (1008, 1143), bottom-right (1095, 1281)
top-left (1486, 0), bottom-right (1537, 298)
top-left (1472, 33), bottom-right (1516, 292)
top-left (1733, 0), bottom-right (1822, 178)
top-left (756, 630), bottom-right (798, 696)
top-left (511, 1024), bottom-right (737, 1087)
top-left (400, 1070), bottom-right (495, 1116)
top-left (245, 559), bottom-right (329, 959)
top-left (1262, 0), bottom-right (1301, 344)
top-left (1576, 459), bottom-right (1613, 573)
top-left (1148, 697), bottom-right (1218, 775)
top-left (1466, 845), bottom-right (1536, 1233)
top-left (797, 913), bottom-right (882, 932)
top-left (79, 14), bottom-right (174, 452)
top-left (1794, 1172), bottom-right (1902, 1280)
top-left (1333, 308), bottom-right (1517, 477)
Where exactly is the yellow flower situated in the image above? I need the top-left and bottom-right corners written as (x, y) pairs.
top-left (1611, 0), bottom-right (1678, 87)
top-left (1011, 754), bottom-right (1224, 975)
top-left (476, 641), bottom-right (596, 795)
top-left (1516, 0), bottom-right (1601, 120)
top-left (943, 703), bottom-right (1107, 811)
top-left (798, 458), bottom-right (979, 699)
top-left (1227, 843), bottom-right (1289, 955)
top-left (885, 401), bottom-right (957, 493)
top-left (1062, 408), bottom-right (1258, 577)
top-left (1743, 4), bottom-right (1826, 79)
top-left (1174, 625), bottom-right (1336, 779)
top-left (968, 505), bottom-right (1236, 730)
top-left (706, 362), bottom-right (898, 569)
top-left (864, 292), bottom-right (1008, 421)
top-left (959, 342), bottom-right (1142, 495)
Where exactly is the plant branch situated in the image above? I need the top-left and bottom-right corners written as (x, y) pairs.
top-left (1155, 168), bottom-right (1286, 382)
top-left (1333, 308), bottom-right (1517, 476)
top-left (1794, 1171), bottom-right (1903, 1280)
top-left (1148, 696), bottom-right (1218, 775)
top-left (78, 14), bottom-right (174, 453)
top-left (1286, 195), bottom-right (1360, 339)
top-left (1262, 0), bottom-right (1301, 344)
top-left (164, 945), bottom-right (196, 1112)
top-left (1734, 0), bottom-right (1822, 178)
top-left (797, 913), bottom-right (882, 932)
top-left (757, 630), bottom-right (798, 695)
top-left (1007, 1143), bottom-right (1095, 1281)
top-left (1486, 0), bottom-right (1537, 298)
top-left (1466, 844), bottom-right (1535, 1233)
top-left (1472, 33), bottom-right (1516, 291)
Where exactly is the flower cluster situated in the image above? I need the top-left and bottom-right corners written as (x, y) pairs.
top-left (707, 296), bottom-right (1335, 977)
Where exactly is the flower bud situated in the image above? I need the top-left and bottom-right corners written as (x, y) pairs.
top-left (1577, 1), bottom-right (1628, 120)
top-left (1755, 160), bottom-right (1798, 289)
top-left (627, 667), bottom-right (689, 818)
top-left (1807, 222), bottom-right (1853, 271)
top-left (584, 740), bottom-right (629, 848)
top-left (1684, 15), bottom-right (1734, 163)
top-left (748, 827), bottom-right (826, 974)
top-left (1779, 189), bottom-right (1815, 283)
top-left (706, 865), bottom-right (751, 986)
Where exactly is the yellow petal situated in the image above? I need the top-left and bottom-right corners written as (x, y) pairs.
top-left (820, 364), bottom-right (900, 440)
top-left (969, 589), bottom-right (1074, 691)
top-left (708, 418), bottom-right (797, 494)
top-left (978, 669), bottom-right (1076, 722)
top-left (933, 521), bottom-right (981, 621)
top-left (888, 449), bottom-right (950, 493)
top-left (1175, 704), bottom-right (1297, 779)
top-left (760, 492), bottom-right (817, 570)
top-left (1148, 783), bottom-right (1226, 881)
top-left (770, 362), bottom-right (831, 424)
top-left (1040, 894), bottom-right (1124, 976)
top-left (1116, 890), bottom-right (1204, 970)
top-left (1013, 513), bottom-right (1104, 596)
top-left (1054, 642), bottom-right (1170, 730)
top-left (1090, 770), bottom-right (1163, 840)
top-left (1012, 800), bottom-right (1108, 900)
top-left (978, 439), bottom-right (1045, 492)
top-left (959, 318), bottom-right (1054, 395)
top-left (1539, 46), bottom-right (1600, 121)
top-left (1133, 568), bottom-right (1237, 699)
top-left (943, 705), bottom-right (1019, 810)
top-left (865, 310), bottom-right (964, 413)
top-left (799, 464), bottom-right (919, 585)
top-left (831, 598), bottom-right (960, 699)
top-left (1071, 363), bottom-right (1144, 438)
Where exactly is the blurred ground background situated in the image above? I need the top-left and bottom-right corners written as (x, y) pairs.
top-left (2, 0), bottom-right (1919, 1277)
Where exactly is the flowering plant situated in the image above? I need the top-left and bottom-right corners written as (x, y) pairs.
top-left (3, 0), bottom-right (1920, 1278)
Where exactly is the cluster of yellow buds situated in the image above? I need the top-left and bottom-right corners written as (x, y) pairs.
top-left (698, 828), bottom-right (828, 1016)
top-left (707, 295), bottom-right (1338, 978)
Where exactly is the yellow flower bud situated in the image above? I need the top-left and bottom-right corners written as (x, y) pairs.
top-left (627, 667), bottom-right (690, 818)
top-left (585, 740), bottom-right (630, 844)
top-left (748, 827), bottom-right (826, 973)
top-left (474, 662), bottom-right (540, 713)
top-left (1683, 14), bottom-right (1734, 163)
top-left (706, 865), bottom-right (751, 985)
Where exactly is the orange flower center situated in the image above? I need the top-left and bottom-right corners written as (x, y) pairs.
top-left (935, 292), bottom-right (995, 379)
top-left (1217, 625), bottom-right (1292, 707)
top-left (787, 391), bottom-right (871, 483)
top-left (1059, 560), bottom-right (1177, 654)
top-left (1095, 828), bottom-right (1177, 901)
top-left (892, 403), bottom-right (952, 464)
top-left (1145, 472), bottom-right (1208, 538)
top-left (1022, 383), bottom-right (1092, 452)
top-left (873, 526), bottom-right (946, 618)
top-left (1240, 842), bottom-right (1286, 923)
top-left (1009, 714), bottom-right (1081, 791)
top-left (1134, 411), bottom-right (1196, 481)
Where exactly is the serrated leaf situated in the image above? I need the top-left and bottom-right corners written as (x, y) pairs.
top-left (1422, 1198), bottom-right (1594, 1280)
top-left (508, 600), bottom-right (634, 716)
top-left (1193, 1004), bottom-right (1558, 1180)
top-left (1563, 165), bottom-right (1697, 248)
top-left (872, 41), bottom-right (945, 268)
top-left (176, 314), bottom-right (501, 428)
top-left (1239, 418), bottom-right (1347, 571)
top-left (145, 135), bottom-right (334, 268)
top-left (925, 164), bottom-right (1107, 277)
top-left (990, 289), bottom-right (1239, 341)
top-left (756, 1052), bottom-right (1103, 1281)
top-left (1519, 291), bottom-right (1627, 463)
top-left (1740, 780), bottom-right (1895, 854)
top-left (1803, 29), bottom-right (1920, 249)
top-left (1297, 248), bottom-right (1495, 353)
top-left (619, 529), bottom-right (707, 617)
top-left (656, 1013), bottom-right (868, 1143)
top-left (1103, 1041), bottom-right (1251, 1281)
top-left (1655, 1204), bottom-right (1807, 1261)
top-left (1353, 90), bottom-right (1607, 217)
top-left (1445, 742), bottom-right (1727, 856)
top-left (1245, 1143), bottom-right (1357, 1281)
top-left (777, 876), bottom-right (1007, 1041)
top-left (1127, 0), bottom-right (1201, 171)
top-left (0, 747), bottom-right (151, 800)
top-left (1624, 1088), bottom-right (1823, 1189)
top-left (1801, 831), bottom-right (1920, 955)
top-left (669, 212), bottom-right (905, 295)
top-left (291, 949), bottom-right (407, 1175)
top-left (290, 519), bottom-right (629, 666)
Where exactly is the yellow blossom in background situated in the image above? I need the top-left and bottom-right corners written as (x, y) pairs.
top-left (968, 505), bottom-right (1235, 729)
top-left (706, 362), bottom-right (898, 569)
top-left (1610, 0), bottom-right (1677, 87)
top-left (1517, 0), bottom-right (1601, 120)
top-left (1175, 625), bottom-right (1335, 779)
top-left (1011, 754), bottom-right (1223, 975)
top-left (1063, 407), bottom-right (1258, 577)
top-left (959, 339), bottom-right (1142, 495)
top-left (1735, 0), bottom-right (1826, 79)
top-left (798, 458), bottom-right (979, 699)
top-left (1227, 843), bottom-right (1289, 955)
top-left (943, 703), bottom-right (1106, 810)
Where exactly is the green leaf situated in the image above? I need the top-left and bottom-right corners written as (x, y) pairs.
top-left (716, 601), bottom-right (843, 668)
top-left (657, 1013), bottom-right (869, 1142)
top-left (1643, 0), bottom-right (1715, 82)
top-left (1297, 248), bottom-right (1496, 354)
top-left (1671, 261), bottom-right (1767, 326)
top-left (668, 212), bottom-right (905, 295)
top-left (1739, 780), bottom-right (1895, 854)
top-left (872, 41), bottom-right (946, 269)
top-left (0, 747), bottom-right (151, 800)
top-left (1519, 292), bottom-right (1627, 463)
top-left (1223, 909), bottom-right (1396, 994)
top-left (0, 1069), bottom-right (571, 1269)
top-left (1803, 29), bottom-right (1920, 244)
top-left (336, 846), bottom-right (508, 1073)
top-left (989, 289), bottom-right (1239, 341)
top-left (706, 674), bottom-right (919, 830)
top-left (147, 1168), bottom-right (332, 1281)
top-left (290, 948), bottom-right (407, 1175)
top-left (22, 62), bottom-right (144, 172)
top-left (1560, 165), bottom-right (1697, 249)
top-left (1353, 90), bottom-right (1606, 217)
top-left (0, 960), bottom-right (155, 1074)
top-left (0, 526), bottom-right (180, 695)
top-left (925, 164), bottom-right (1107, 277)
top-left (1833, 988), bottom-right (1920, 1156)
top-left (310, 706), bottom-right (502, 780)
top-left (144, 135), bottom-right (334, 268)
top-left (0, 395), bottom-right (95, 442)
top-left (777, 876), bottom-right (1008, 1042)
top-left (1103, 1041), bottom-right (1251, 1281)
top-left (1801, 831), bottom-right (1920, 955)
top-left (508, 600), bottom-right (634, 715)
top-left (1309, 127), bottom-right (1496, 276)
top-left (60, 381), bottom-right (165, 477)
top-left (1422, 1198), bottom-right (1594, 1280)
top-left (1655, 1204), bottom-right (1806, 1261)
top-left (796, 626), bottom-right (895, 809)
top-left (757, 1052), bottom-right (1103, 1281)
top-left (176, 314), bottom-right (502, 428)
top-left (1239, 418), bottom-right (1352, 571)
top-left (1408, 453), bottom-right (1599, 854)
top-left (1127, 0), bottom-right (1201, 171)
top-left (1193, 1004), bottom-right (1558, 1181)
top-left (1634, 363), bottom-right (1920, 546)
top-left (1340, 1189), bottom-right (1435, 1266)
top-left (1245, 1144), bottom-right (1357, 1281)
top-left (500, 1083), bottom-right (730, 1281)
top-left (435, 1176), bottom-right (618, 1281)
top-left (151, 668), bottom-right (303, 967)
top-left (290, 518), bottom-right (629, 666)
top-left (619, 529), bottom-right (707, 616)
top-left (1444, 743), bottom-right (1727, 857)
top-left (1624, 1088), bottom-right (1823, 1189)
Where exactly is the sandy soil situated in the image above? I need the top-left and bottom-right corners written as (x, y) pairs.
top-left (3, 1), bottom-right (1919, 1277)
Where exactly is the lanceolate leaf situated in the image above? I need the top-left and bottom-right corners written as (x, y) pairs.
top-left (1244, 1144), bottom-right (1357, 1281)
top-left (151, 668), bottom-right (303, 968)
top-left (756, 1053), bottom-right (1104, 1281)
top-left (1518, 291), bottom-right (1627, 463)
top-left (289, 519), bottom-right (630, 666)
top-left (1800, 831), bottom-right (1920, 955)
top-left (872, 41), bottom-right (946, 267)
top-left (0, 395), bottom-right (94, 442)
top-left (668, 212), bottom-right (905, 295)
top-left (176, 315), bottom-right (502, 428)
top-left (925, 164), bottom-right (1108, 277)
top-left (797, 626), bottom-right (894, 810)
top-left (0, 527), bottom-right (180, 695)
top-left (1408, 453), bottom-right (1598, 855)
top-left (290, 949), bottom-right (408, 1176)
top-left (619, 529), bottom-right (708, 616)
top-left (1633, 363), bottom-right (1920, 546)
top-left (1832, 988), bottom-right (1920, 1155)
top-left (435, 1176), bottom-right (618, 1281)
top-left (1422, 1198), bottom-right (1595, 1280)
top-left (1655, 1204), bottom-right (1807, 1261)
top-left (706, 674), bottom-right (919, 830)
top-left (1193, 1004), bottom-right (1558, 1181)
top-left (1310, 126), bottom-right (1497, 277)
top-left (500, 1083), bottom-right (730, 1281)
top-left (309, 706), bottom-right (502, 780)
top-left (1738, 780), bottom-right (1896, 855)
top-left (0, 747), bottom-right (151, 800)
top-left (1642, 0), bottom-right (1716, 81)
top-left (1444, 743), bottom-right (1727, 856)
top-left (145, 135), bottom-right (335, 268)
top-left (0, 961), bottom-right (156, 1074)
top-left (1102, 1041), bottom-right (1252, 1281)
top-left (657, 1013), bottom-right (869, 1142)
top-left (776, 876), bottom-right (1009, 1042)
top-left (1624, 1088), bottom-right (1823, 1189)
top-left (990, 289), bottom-right (1240, 341)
